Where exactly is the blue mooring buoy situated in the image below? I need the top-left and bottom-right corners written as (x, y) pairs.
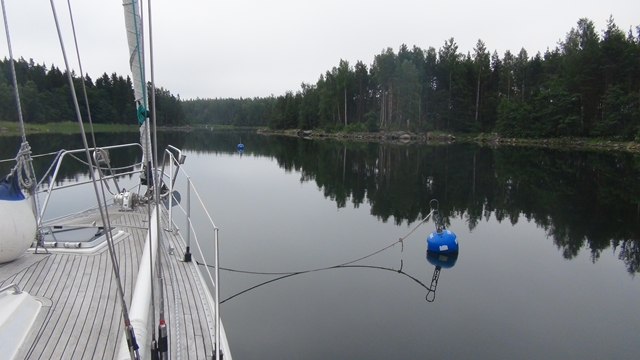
top-left (426, 249), bottom-right (458, 268)
top-left (427, 229), bottom-right (458, 254)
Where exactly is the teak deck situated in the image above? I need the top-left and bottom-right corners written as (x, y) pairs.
top-left (0, 204), bottom-right (218, 359)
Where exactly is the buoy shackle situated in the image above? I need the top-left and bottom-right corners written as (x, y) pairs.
top-left (433, 209), bottom-right (445, 234)
top-left (429, 199), bottom-right (445, 233)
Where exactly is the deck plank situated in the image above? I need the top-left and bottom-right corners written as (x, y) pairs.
top-left (48, 255), bottom-right (86, 359)
top-left (45, 255), bottom-right (86, 359)
top-left (79, 250), bottom-right (120, 360)
top-left (70, 252), bottom-right (101, 358)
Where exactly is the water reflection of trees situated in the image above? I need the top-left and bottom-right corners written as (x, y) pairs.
top-left (182, 132), bottom-right (640, 274)
top-left (4, 131), bottom-right (639, 274)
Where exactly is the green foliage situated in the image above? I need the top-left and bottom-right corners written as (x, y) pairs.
top-left (182, 97), bottom-right (275, 126)
top-left (365, 111), bottom-right (379, 132)
top-left (323, 123), bottom-right (336, 133)
top-left (264, 92), bottom-right (303, 130)
top-left (0, 58), bottom-right (184, 126)
top-left (151, 86), bottom-right (187, 126)
top-left (496, 98), bottom-right (532, 137)
top-left (343, 123), bottom-right (366, 133)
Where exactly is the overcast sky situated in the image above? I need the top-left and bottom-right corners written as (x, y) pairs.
top-left (1, 0), bottom-right (638, 100)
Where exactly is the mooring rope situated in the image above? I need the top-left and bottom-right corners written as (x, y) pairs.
top-left (197, 209), bottom-right (434, 276)
top-left (220, 263), bottom-right (430, 304)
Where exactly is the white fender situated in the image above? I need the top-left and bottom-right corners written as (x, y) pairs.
top-left (0, 198), bottom-right (36, 263)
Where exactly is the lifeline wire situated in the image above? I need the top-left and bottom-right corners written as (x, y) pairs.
top-left (197, 209), bottom-right (435, 276)
top-left (0, 150), bottom-right (62, 163)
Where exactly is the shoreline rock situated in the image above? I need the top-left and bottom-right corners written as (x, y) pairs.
top-left (470, 133), bottom-right (640, 152)
top-left (257, 129), bottom-right (640, 153)
top-left (258, 128), bottom-right (456, 144)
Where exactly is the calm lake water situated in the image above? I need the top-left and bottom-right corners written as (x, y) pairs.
top-left (2, 131), bottom-right (640, 359)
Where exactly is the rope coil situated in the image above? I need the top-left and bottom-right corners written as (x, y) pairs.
top-left (7, 141), bottom-right (37, 193)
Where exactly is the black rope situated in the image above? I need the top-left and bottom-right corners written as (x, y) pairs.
top-left (197, 240), bottom-right (401, 276)
top-left (219, 264), bottom-right (429, 304)
top-left (196, 209), bottom-right (434, 276)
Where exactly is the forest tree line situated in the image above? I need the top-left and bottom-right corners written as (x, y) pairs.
top-left (182, 96), bottom-right (276, 127)
top-left (0, 58), bottom-right (186, 126)
top-left (3, 17), bottom-right (638, 140)
top-left (183, 17), bottom-right (640, 140)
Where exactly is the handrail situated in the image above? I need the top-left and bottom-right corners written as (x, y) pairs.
top-left (160, 145), bottom-right (186, 229)
top-left (160, 145), bottom-right (185, 190)
top-left (0, 283), bottom-right (22, 295)
top-left (37, 143), bottom-right (144, 227)
top-left (36, 169), bottom-right (141, 193)
top-left (159, 148), bottom-right (181, 231)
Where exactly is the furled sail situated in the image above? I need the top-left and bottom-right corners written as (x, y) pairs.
top-left (122, 0), bottom-right (153, 185)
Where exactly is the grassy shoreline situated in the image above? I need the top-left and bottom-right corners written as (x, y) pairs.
top-left (0, 121), bottom-right (140, 136)
top-left (0, 122), bottom-right (264, 136)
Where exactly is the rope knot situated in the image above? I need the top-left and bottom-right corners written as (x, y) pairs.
top-left (11, 141), bottom-right (36, 192)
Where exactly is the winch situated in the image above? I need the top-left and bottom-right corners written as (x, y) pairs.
top-left (114, 189), bottom-right (138, 211)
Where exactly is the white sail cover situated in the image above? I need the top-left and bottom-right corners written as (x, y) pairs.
top-left (122, 0), bottom-right (152, 168)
